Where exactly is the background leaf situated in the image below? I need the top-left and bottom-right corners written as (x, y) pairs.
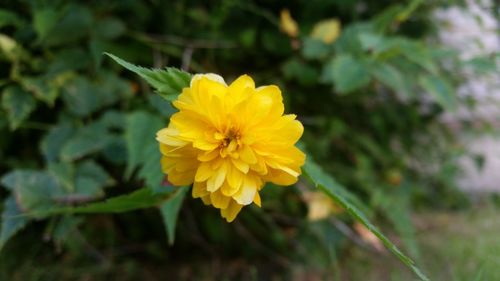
top-left (322, 54), bottom-right (371, 93)
top-left (419, 75), bottom-right (456, 110)
top-left (0, 196), bottom-right (29, 251)
top-left (302, 158), bottom-right (429, 281)
top-left (159, 187), bottom-right (188, 245)
top-left (105, 53), bottom-right (191, 101)
top-left (1, 86), bottom-right (36, 130)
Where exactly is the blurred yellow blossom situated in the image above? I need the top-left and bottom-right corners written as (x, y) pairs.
top-left (280, 9), bottom-right (299, 37)
top-left (157, 74), bottom-right (305, 222)
top-left (311, 18), bottom-right (341, 44)
top-left (304, 191), bottom-right (343, 221)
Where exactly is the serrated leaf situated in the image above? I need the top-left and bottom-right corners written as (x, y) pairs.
top-left (1, 170), bottom-right (63, 214)
top-left (41, 188), bottom-right (176, 216)
top-left (105, 53), bottom-right (191, 100)
top-left (60, 123), bottom-right (113, 161)
top-left (302, 158), bottom-right (429, 281)
top-left (76, 160), bottom-right (114, 189)
top-left (61, 76), bottom-right (100, 117)
top-left (48, 162), bottom-right (75, 192)
top-left (1, 85), bottom-right (36, 130)
top-left (371, 63), bottom-right (411, 97)
top-left (138, 145), bottom-right (166, 194)
top-left (40, 123), bottom-right (75, 162)
top-left (322, 54), bottom-right (371, 93)
top-left (160, 187), bottom-right (188, 245)
top-left (0, 196), bottom-right (30, 251)
top-left (125, 111), bottom-right (164, 178)
top-left (419, 75), bottom-right (456, 110)
top-left (21, 76), bottom-right (60, 106)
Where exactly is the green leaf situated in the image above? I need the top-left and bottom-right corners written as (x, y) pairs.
top-left (125, 111), bottom-right (164, 178)
top-left (1, 170), bottom-right (63, 214)
top-left (60, 123), bottom-right (114, 161)
top-left (138, 145), bottom-right (166, 194)
top-left (302, 38), bottom-right (331, 60)
top-left (302, 158), bottom-right (429, 281)
top-left (322, 54), bottom-right (371, 94)
top-left (21, 76), bottom-right (60, 106)
top-left (398, 40), bottom-right (438, 74)
top-left (282, 58), bottom-right (319, 86)
top-left (93, 17), bottom-right (126, 40)
top-left (40, 123), bottom-right (75, 162)
top-left (373, 185), bottom-right (419, 259)
top-left (40, 5), bottom-right (92, 47)
top-left (41, 188), bottom-right (177, 216)
top-left (33, 8), bottom-right (59, 41)
top-left (371, 63), bottom-right (411, 97)
top-left (48, 162), bottom-right (75, 192)
top-left (148, 95), bottom-right (177, 118)
top-left (47, 48), bottom-right (90, 75)
top-left (160, 187), bottom-right (188, 245)
top-left (419, 75), bottom-right (456, 110)
top-left (0, 9), bottom-right (24, 28)
top-left (61, 76), bottom-right (100, 117)
top-left (105, 53), bottom-right (191, 100)
top-left (0, 196), bottom-right (30, 251)
top-left (73, 160), bottom-right (114, 197)
top-left (51, 216), bottom-right (83, 244)
top-left (1, 85), bottom-right (36, 130)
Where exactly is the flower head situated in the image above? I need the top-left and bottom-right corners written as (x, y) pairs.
top-left (156, 74), bottom-right (305, 222)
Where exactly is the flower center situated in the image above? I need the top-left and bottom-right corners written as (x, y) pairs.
top-left (215, 128), bottom-right (242, 157)
top-left (223, 129), bottom-right (240, 146)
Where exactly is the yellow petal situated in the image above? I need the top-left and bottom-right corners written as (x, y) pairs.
top-left (233, 176), bottom-right (258, 205)
top-left (220, 200), bottom-right (243, 222)
top-left (231, 158), bottom-right (250, 173)
top-left (190, 73), bottom-right (226, 87)
top-left (195, 162), bottom-right (214, 182)
top-left (253, 192), bottom-right (261, 207)
top-left (210, 190), bottom-right (231, 209)
top-left (240, 145), bottom-right (257, 164)
top-left (200, 194), bottom-right (212, 205)
top-left (224, 165), bottom-right (243, 196)
top-left (206, 161), bottom-right (227, 192)
top-left (192, 181), bottom-right (208, 198)
top-left (227, 75), bottom-right (254, 108)
top-left (168, 169), bottom-right (195, 186)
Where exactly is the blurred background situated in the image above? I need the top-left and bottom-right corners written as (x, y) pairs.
top-left (0, 0), bottom-right (499, 280)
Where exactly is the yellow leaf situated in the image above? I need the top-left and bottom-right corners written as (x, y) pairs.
top-left (310, 18), bottom-right (341, 44)
top-left (280, 9), bottom-right (298, 38)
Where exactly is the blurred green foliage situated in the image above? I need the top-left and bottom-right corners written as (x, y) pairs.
top-left (0, 0), bottom-right (497, 280)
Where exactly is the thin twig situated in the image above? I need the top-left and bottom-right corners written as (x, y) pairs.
top-left (330, 217), bottom-right (379, 253)
top-left (181, 47), bottom-right (194, 71)
top-left (129, 31), bottom-right (235, 49)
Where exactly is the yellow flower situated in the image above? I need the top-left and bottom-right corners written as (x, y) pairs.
top-left (156, 74), bottom-right (305, 222)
